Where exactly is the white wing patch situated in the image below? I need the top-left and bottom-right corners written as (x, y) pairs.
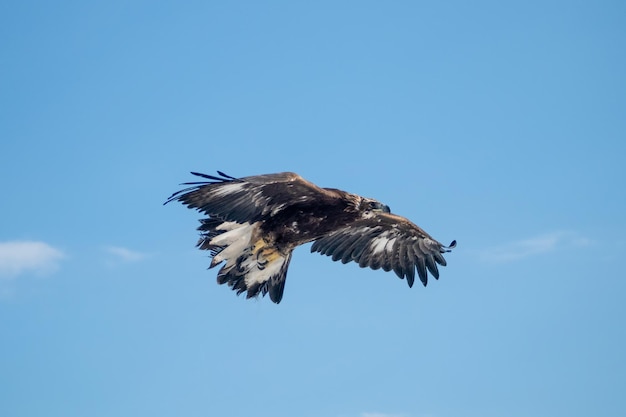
top-left (385, 237), bottom-right (397, 253)
top-left (210, 221), bottom-right (253, 245)
top-left (369, 232), bottom-right (394, 255)
top-left (214, 221), bottom-right (244, 231)
top-left (210, 221), bottom-right (255, 267)
top-left (212, 182), bottom-right (246, 197)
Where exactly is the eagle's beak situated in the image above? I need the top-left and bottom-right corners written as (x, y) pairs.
top-left (382, 204), bottom-right (391, 213)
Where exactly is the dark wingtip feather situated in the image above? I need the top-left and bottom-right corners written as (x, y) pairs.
top-left (163, 188), bottom-right (188, 205)
top-left (216, 170), bottom-right (238, 179)
top-left (416, 257), bottom-right (428, 287)
top-left (425, 254), bottom-right (440, 280)
top-left (405, 267), bottom-right (415, 288)
top-left (188, 171), bottom-right (240, 182)
top-left (439, 239), bottom-right (457, 253)
top-left (164, 171), bottom-right (241, 206)
top-left (393, 266), bottom-right (404, 280)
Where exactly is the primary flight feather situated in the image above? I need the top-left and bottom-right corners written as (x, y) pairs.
top-left (166, 171), bottom-right (456, 304)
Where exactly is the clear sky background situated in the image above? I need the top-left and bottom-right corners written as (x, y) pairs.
top-left (1, 1), bottom-right (625, 417)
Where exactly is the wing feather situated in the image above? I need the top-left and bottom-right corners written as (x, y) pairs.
top-left (380, 238), bottom-right (396, 272)
top-left (401, 243), bottom-right (416, 288)
top-left (433, 251), bottom-right (447, 266)
top-left (340, 237), bottom-right (361, 264)
top-left (350, 228), bottom-right (383, 260)
top-left (393, 239), bottom-right (405, 279)
top-left (332, 237), bottom-right (356, 262)
top-left (391, 238), bottom-right (405, 279)
top-left (165, 171), bottom-right (338, 223)
top-left (425, 254), bottom-right (439, 279)
top-left (311, 213), bottom-right (453, 287)
top-left (318, 233), bottom-right (346, 257)
top-left (415, 255), bottom-right (428, 286)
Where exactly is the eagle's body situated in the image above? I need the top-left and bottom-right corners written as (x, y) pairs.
top-left (166, 171), bottom-right (455, 303)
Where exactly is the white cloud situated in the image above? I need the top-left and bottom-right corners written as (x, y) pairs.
top-left (478, 231), bottom-right (592, 263)
top-left (0, 240), bottom-right (65, 279)
top-left (104, 246), bottom-right (148, 262)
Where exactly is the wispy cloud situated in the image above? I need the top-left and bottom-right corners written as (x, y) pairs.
top-left (0, 240), bottom-right (65, 279)
top-left (104, 246), bottom-right (148, 262)
top-left (478, 231), bottom-right (592, 263)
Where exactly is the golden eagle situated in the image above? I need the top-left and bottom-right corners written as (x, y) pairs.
top-left (166, 171), bottom-right (455, 303)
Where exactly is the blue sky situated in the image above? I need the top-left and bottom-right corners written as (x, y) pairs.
top-left (1, 1), bottom-right (625, 416)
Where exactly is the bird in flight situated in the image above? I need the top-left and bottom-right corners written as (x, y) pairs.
top-left (166, 171), bottom-right (455, 303)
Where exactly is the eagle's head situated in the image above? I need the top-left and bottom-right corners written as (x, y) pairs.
top-left (361, 198), bottom-right (391, 214)
top-left (336, 190), bottom-right (391, 214)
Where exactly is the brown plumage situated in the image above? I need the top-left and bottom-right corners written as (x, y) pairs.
top-left (165, 171), bottom-right (455, 304)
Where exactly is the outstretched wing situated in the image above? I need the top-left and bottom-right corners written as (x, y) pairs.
top-left (310, 213), bottom-right (456, 287)
top-left (165, 171), bottom-right (335, 222)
